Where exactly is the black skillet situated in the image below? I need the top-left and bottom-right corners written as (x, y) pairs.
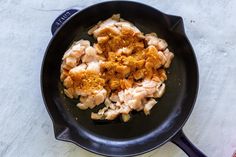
top-left (41, 1), bottom-right (207, 157)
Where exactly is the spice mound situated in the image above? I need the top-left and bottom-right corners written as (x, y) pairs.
top-left (60, 14), bottom-right (174, 122)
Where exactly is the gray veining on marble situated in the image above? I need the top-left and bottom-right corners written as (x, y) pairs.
top-left (0, 0), bottom-right (236, 157)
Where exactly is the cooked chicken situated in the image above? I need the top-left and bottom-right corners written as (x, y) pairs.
top-left (81, 46), bottom-right (98, 63)
top-left (144, 98), bottom-right (157, 115)
top-left (64, 88), bottom-right (76, 99)
top-left (163, 48), bottom-right (174, 68)
top-left (76, 102), bottom-right (88, 110)
top-left (86, 61), bottom-right (100, 73)
top-left (121, 113), bottom-right (131, 122)
top-left (88, 14), bottom-right (143, 41)
top-left (61, 14), bottom-right (174, 122)
top-left (145, 33), bottom-right (168, 50)
top-left (63, 76), bottom-right (73, 88)
top-left (110, 93), bottom-right (119, 102)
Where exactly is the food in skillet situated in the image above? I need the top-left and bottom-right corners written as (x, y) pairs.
top-left (60, 14), bottom-right (174, 122)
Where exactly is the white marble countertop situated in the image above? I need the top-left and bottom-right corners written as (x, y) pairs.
top-left (0, 0), bottom-right (236, 157)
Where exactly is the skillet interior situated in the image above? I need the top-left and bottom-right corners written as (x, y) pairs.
top-left (41, 1), bottom-right (198, 156)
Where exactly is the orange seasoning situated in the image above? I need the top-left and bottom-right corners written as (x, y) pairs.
top-left (96, 32), bottom-right (167, 92)
top-left (64, 24), bottom-right (169, 95)
top-left (71, 70), bottom-right (105, 93)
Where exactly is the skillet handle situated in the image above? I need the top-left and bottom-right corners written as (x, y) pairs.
top-left (171, 130), bottom-right (207, 157)
top-left (51, 9), bottom-right (79, 35)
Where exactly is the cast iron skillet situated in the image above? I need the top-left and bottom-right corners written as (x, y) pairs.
top-left (41, 1), bottom-right (207, 157)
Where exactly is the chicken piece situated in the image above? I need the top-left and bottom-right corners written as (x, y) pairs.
top-left (100, 61), bottom-right (115, 71)
top-left (93, 19), bottom-right (120, 38)
top-left (98, 106), bottom-right (109, 115)
top-left (63, 76), bottom-right (73, 88)
top-left (93, 43), bottom-right (103, 54)
top-left (65, 56), bottom-right (77, 68)
top-left (133, 42), bottom-right (145, 49)
top-left (84, 95), bottom-right (96, 109)
top-left (89, 17), bottom-right (117, 36)
top-left (105, 99), bottom-right (116, 110)
top-left (157, 69), bottom-right (167, 81)
top-left (105, 109), bottom-right (119, 120)
top-left (62, 61), bottom-right (73, 71)
top-left (79, 96), bottom-right (86, 103)
top-left (110, 104), bottom-right (117, 110)
top-left (86, 61), bottom-right (100, 73)
top-left (152, 74), bottom-right (161, 82)
top-left (92, 101), bottom-right (130, 121)
top-left (127, 99), bottom-right (143, 111)
top-left (78, 89), bottom-right (106, 108)
top-left (133, 87), bottom-right (147, 100)
top-left (115, 21), bottom-right (141, 35)
top-left (115, 65), bottom-right (131, 77)
top-left (122, 56), bottom-right (139, 67)
top-left (118, 90), bottom-right (125, 102)
top-left (135, 60), bottom-right (145, 69)
top-left (145, 33), bottom-right (159, 45)
top-left (76, 103), bottom-right (88, 110)
top-left (75, 87), bottom-right (89, 97)
top-left (108, 52), bottom-right (119, 61)
top-left (145, 60), bottom-right (154, 71)
top-left (69, 63), bottom-right (87, 76)
top-left (71, 44), bottom-right (85, 52)
top-left (62, 49), bottom-right (73, 60)
top-left (64, 88), bottom-right (76, 99)
top-left (110, 93), bottom-right (119, 102)
top-left (92, 106), bottom-right (119, 120)
top-left (94, 93), bottom-right (105, 105)
top-left (133, 69), bottom-right (145, 80)
top-left (145, 33), bottom-right (168, 50)
top-left (119, 104), bottom-right (131, 114)
top-left (163, 49), bottom-right (174, 68)
top-left (142, 98), bottom-right (148, 105)
top-left (94, 89), bottom-right (107, 105)
top-left (121, 113), bottom-right (130, 122)
top-left (111, 14), bottom-right (120, 21)
top-left (146, 45), bottom-right (168, 69)
top-left (88, 21), bottom-right (102, 35)
top-left (123, 89), bottom-right (134, 103)
top-left (97, 56), bottom-right (106, 62)
top-left (134, 86), bottom-right (145, 93)
top-left (60, 70), bottom-right (69, 81)
top-left (144, 98), bottom-right (157, 115)
top-left (81, 46), bottom-right (97, 63)
top-left (75, 40), bottom-right (90, 47)
top-left (91, 112), bottom-right (104, 120)
top-left (104, 98), bottom-right (112, 106)
top-left (120, 79), bottom-right (133, 89)
top-left (146, 88), bottom-right (157, 95)
top-left (153, 83), bottom-right (165, 98)
top-left (142, 80), bottom-right (157, 88)
top-left (70, 45), bottom-right (85, 59)
top-left (97, 36), bottom-right (109, 44)
top-left (109, 78), bottom-right (120, 90)
top-left (141, 80), bottom-right (158, 95)
top-left (133, 91), bottom-right (147, 100)
top-left (67, 41), bottom-right (89, 62)
top-left (156, 51), bottom-right (167, 67)
top-left (117, 47), bottom-right (133, 55)
top-left (99, 26), bottom-right (121, 37)
top-left (156, 39), bottom-right (168, 50)
top-left (89, 14), bottom-right (142, 39)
